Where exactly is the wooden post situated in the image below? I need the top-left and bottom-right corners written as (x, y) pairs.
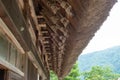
top-left (24, 54), bottom-right (28, 80)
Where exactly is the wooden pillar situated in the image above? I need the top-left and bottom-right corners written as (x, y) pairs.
top-left (24, 53), bottom-right (28, 80)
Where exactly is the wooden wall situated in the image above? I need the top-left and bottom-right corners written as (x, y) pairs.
top-left (28, 59), bottom-right (38, 80)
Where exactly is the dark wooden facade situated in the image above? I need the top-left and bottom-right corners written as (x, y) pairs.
top-left (0, 0), bottom-right (116, 80)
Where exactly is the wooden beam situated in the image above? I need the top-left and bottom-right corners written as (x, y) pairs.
top-left (29, 0), bottom-right (39, 30)
top-left (40, 0), bottom-right (60, 14)
top-left (58, 0), bottom-right (73, 17)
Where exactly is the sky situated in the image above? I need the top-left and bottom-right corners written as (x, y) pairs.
top-left (82, 0), bottom-right (120, 54)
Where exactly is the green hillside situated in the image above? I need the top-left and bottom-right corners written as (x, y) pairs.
top-left (78, 46), bottom-right (120, 73)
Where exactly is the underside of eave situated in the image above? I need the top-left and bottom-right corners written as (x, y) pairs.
top-left (58, 0), bottom-right (117, 78)
top-left (1, 0), bottom-right (117, 79)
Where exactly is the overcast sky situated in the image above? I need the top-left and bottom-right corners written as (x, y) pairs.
top-left (82, 0), bottom-right (120, 54)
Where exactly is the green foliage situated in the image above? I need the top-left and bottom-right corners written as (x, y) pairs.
top-left (50, 71), bottom-right (58, 80)
top-left (82, 66), bottom-right (120, 80)
top-left (50, 46), bottom-right (120, 80)
top-left (50, 62), bottom-right (80, 80)
top-left (64, 62), bottom-right (80, 80)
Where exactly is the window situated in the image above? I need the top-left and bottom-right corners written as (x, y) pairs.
top-left (0, 32), bottom-right (25, 72)
top-left (0, 33), bottom-right (8, 60)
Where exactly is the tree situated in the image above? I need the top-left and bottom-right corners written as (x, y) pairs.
top-left (50, 71), bottom-right (58, 80)
top-left (50, 62), bottom-right (80, 80)
top-left (82, 66), bottom-right (120, 80)
top-left (64, 62), bottom-right (80, 80)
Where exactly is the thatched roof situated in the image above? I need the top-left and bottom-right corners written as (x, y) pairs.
top-left (0, 0), bottom-right (117, 79)
top-left (58, 0), bottom-right (117, 78)
top-left (34, 0), bottom-right (117, 78)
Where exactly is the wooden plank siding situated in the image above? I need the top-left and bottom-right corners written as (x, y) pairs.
top-left (0, 0), bottom-right (49, 79)
top-left (28, 58), bottom-right (37, 80)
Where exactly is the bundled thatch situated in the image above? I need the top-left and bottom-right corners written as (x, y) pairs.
top-left (35, 0), bottom-right (117, 78)
top-left (57, 0), bottom-right (117, 78)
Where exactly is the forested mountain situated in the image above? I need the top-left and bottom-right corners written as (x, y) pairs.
top-left (78, 46), bottom-right (120, 73)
